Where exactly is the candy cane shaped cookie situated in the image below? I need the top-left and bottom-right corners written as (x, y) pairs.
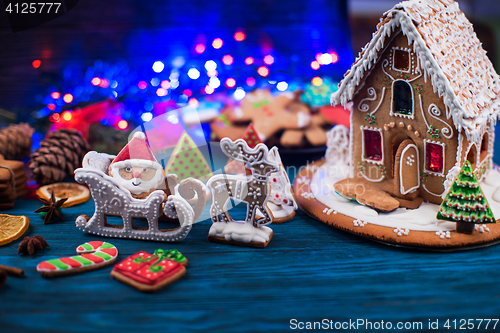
top-left (37, 241), bottom-right (118, 278)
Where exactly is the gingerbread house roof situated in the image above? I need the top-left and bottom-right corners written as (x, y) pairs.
top-left (332, 0), bottom-right (500, 143)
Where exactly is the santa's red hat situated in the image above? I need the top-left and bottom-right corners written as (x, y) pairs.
top-left (110, 132), bottom-right (162, 170)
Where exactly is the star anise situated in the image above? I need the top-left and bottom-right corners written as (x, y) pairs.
top-left (18, 235), bottom-right (49, 255)
top-left (35, 190), bottom-right (67, 224)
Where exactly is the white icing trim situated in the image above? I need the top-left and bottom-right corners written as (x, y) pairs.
top-left (360, 169), bottom-right (385, 183)
top-left (391, 47), bottom-right (411, 73)
top-left (423, 139), bottom-right (445, 177)
top-left (357, 87), bottom-right (377, 112)
top-left (422, 183), bottom-right (445, 197)
top-left (399, 143), bottom-right (419, 195)
top-left (427, 104), bottom-right (454, 139)
top-left (360, 126), bottom-right (384, 165)
top-left (390, 80), bottom-right (414, 119)
top-left (349, 104), bottom-right (355, 178)
top-left (464, 141), bottom-right (479, 166)
top-left (331, 7), bottom-right (500, 143)
top-left (381, 59), bottom-right (396, 82)
top-left (357, 87), bottom-right (386, 117)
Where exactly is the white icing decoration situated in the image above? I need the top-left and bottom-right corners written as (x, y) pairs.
top-left (322, 207), bottom-right (337, 215)
top-left (399, 144), bottom-right (419, 194)
top-left (475, 224), bottom-right (490, 233)
top-left (422, 184), bottom-right (445, 198)
top-left (357, 87), bottom-right (377, 112)
top-left (393, 227), bottom-right (409, 236)
top-left (332, 1), bottom-right (500, 144)
top-left (436, 230), bottom-right (451, 239)
top-left (325, 125), bottom-right (350, 166)
top-left (353, 219), bottom-right (367, 227)
top-left (208, 221), bottom-right (272, 244)
top-left (310, 163), bottom-right (500, 232)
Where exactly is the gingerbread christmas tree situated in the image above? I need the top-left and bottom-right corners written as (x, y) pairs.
top-left (437, 161), bottom-right (496, 234)
top-left (224, 124), bottom-right (263, 175)
top-left (165, 131), bottom-right (212, 182)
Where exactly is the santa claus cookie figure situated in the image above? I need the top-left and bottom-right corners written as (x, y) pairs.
top-left (108, 132), bottom-right (164, 199)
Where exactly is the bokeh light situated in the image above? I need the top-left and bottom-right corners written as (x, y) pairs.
top-left (225, 78), bottom-right (236, 88)
top-left (276, 81), bottom-right (288, 91)
top-left (222, 55), bottom-right (234, 65)
top-left (311, 61), bottom-right (320, 70)
top-left (189, 98), bottom-right (199, 108)
top-left (246, 77), bottom-right (256, 86)
top-left (152, 61), bottom-right (165, 73)
top-left (138, 81), bottom-right (147, 89)
top-left (161, 80), bottom-right (170, 89)
top-left (205, 60), bottom-right (217, 71)
top-left (195, 44), bottom-right (206, 54)
top-left (62, 111), bottom-right (72, 121)
top-left (245, 57), bottom-right (254, 65)
top-left (117, 120), bottom-right (128, 130)
top-left (263, 55), bottom-right (275, 65)
top-left (188, 68), bottom-right (201, 80)
top-left (257, 66), bottom-right (269, 77)
top-left (204, 86), bottom-right (215, 94)
top-left (141, 112), bottom-right (153, 122)
top-left (63, 94), bottom-right (74, 103)
top-left (234, 87), bottom-right (246, 101)
top-left (311, 76), bottom-right (323, 86)
top-left (51, 92), bottom-right (61, 99)
top-left (32, 60), bottom-right (41, 68)
top-left (234, 31), bottom-right (246, 42)
top-left (91, 77), bottom-right (101, 86)
top-left (212, 38), bottom-right (223, 49)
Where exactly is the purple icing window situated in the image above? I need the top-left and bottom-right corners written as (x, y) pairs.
top-left (363, 129), bottom-right (382, 161)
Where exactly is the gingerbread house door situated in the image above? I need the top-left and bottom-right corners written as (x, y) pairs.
top-left (394, 139), bottom-right (420, 197)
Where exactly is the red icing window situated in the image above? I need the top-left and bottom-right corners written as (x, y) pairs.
top-left (426, 142), bottom-right (443, 173)
top-left (363, 129), bottom-right (382, 161)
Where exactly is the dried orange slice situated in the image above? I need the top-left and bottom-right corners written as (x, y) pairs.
top-left (36, 183), bottom-right (90, 208)
top-left (0, 214), bottom-right (29, 246)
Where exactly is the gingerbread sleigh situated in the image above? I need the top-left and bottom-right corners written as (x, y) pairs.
top-left (75, 132), bottom-right (202, 242)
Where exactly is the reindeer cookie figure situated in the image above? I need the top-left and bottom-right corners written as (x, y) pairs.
top-left (262, 147), bottom-right (298, 223)
top-left (207, 138), bottom-right (279, 248)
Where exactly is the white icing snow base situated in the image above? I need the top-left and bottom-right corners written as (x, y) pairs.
top-left (255, 202), bottom-right (295, 219)
top-left (209, 222), bottom-right (272, 244)
top-left (310, 165), bottom-right (500, 232)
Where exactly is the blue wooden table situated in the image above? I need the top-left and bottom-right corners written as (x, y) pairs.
top-left (1, 179), bottom-right (500, 332)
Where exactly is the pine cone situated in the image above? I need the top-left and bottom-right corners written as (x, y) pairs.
top-left (0, 123), bottom-right (34, 160)
top-left (29, 129), bottom-right (90, 185)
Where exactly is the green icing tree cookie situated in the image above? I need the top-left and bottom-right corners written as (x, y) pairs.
top-left (165, 131), bottom-right (212, 182)
top-left (437, 160), bottom-right (496, 234)
top-left (224, 123), bottom-right (263, 175)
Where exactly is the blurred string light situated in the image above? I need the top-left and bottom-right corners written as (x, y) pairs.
top-left (161, 80), bottom-right (170, 89)
top-left (276, 81), bottom-right (288, 91)
top-left (311, 76), bottom-right (323, 86)
top-left (195, 43), bottom-right (206, 54)
top-left (51, 92), bottom-right (60, 99)
top-left (117, 120), bottom-right (128, 129)
top-left (234, 31), bottom-right (245, 42)
top-left (205, 60), bottom-right (217, 71)
top-left (209, 77), bottom-right (221, 89)
top-left (63, 94), bottom-right (73, 103)
top-left (62, 110), bottom-right (72, 121)
top-left (152, 61), bottom-right (165, 73)
top-left (188, 68), bottom-right (200, 80)
top-left (244, 57), bottom-right (254, 65)
top-left (150, 77), bottom-right (160, 86)
top-left (222, 55), bottom-right (233, 65)
top-left (263, 55), bottom-right (274, 65)
top-left (246, 77), bottom-right (256, 86)
top-left (310, 61), bottom-right (320, 70)
top-left (32, 60), bottom-right (41, 68)
top-left (257, 66), bottom-right (269, 77)
top-left (225, 78), bottom-right (236, 88)
top-left (141, 112), bottom-right (153, 122)
top-left (188, 98), bottom-right (199, 108)
top-left (138, 81), bottom-right (147, 89)
top-left (212, 38), bottom-right (223, 49)
top-left (234, 87), bottom-right (246, 101)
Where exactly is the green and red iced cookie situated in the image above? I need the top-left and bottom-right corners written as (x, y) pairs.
top-left (111, 249), bottom-right (187, 293)
top-left (37, 241), bottom-right (118, 278)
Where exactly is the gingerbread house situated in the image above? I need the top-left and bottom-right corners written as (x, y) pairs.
top-left (332, 0), bottom-right (500, 205)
